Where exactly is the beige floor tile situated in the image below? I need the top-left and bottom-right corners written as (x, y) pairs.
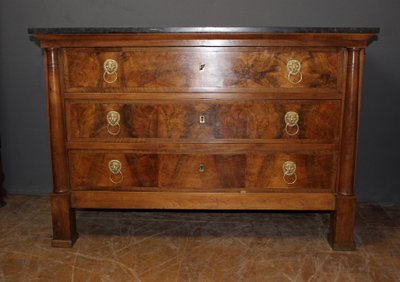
top-left (0, 196), bottom-right (399, 281)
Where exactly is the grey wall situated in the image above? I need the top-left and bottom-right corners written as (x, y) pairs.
top-left (0, 0), bottom-right (399, 201)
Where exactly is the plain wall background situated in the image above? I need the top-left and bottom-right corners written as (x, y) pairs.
top-left (0, 0), bottom-right (399, 201)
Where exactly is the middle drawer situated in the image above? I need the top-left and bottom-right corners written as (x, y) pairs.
top-left (66, 100), bottom-right (340, 143)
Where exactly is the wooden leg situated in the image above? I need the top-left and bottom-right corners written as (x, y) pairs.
top-left (0, 197), bottom-right (5, 208)
top-left (51, 193), bottom-right (78, 247)
top-left (0, 140), bottom-right (5, 208)
top-left (328, 195), bottom-right (356, 250)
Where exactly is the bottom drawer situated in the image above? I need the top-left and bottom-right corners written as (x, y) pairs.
top-left (69, 151), bottom-right (336, 191)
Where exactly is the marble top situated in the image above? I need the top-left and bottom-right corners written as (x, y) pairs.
top-left (28, 26), bottom-right (380, 34)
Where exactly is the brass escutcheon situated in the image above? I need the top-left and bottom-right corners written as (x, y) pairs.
top-left (287, 59), bottom-right (301, 75)
top-left (103, 59), bottom-right (118, 83)
top-left (104, 59), bottom-right (118, 75)
top-left (283, 161), bottom-right (296, 176)
top-left (286, 59), bottom-right (302, 84)
top-left (282, 160), bottom-right (297, 184)
top-left (284, 111), bottom-right (299, 126)
top-left (106, 111), bottom-right (121, 136)
top-left (107, 111), bottom-right (120, 127)
top-left (284, 111), bottom-right (299, 136)
top-left (108, 160), bottom-right (122, 174)
top-left (108, 160), bottom-right (123, 184)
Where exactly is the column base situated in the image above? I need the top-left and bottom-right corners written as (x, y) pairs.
top-left (52, 237), bottom-right (78, 248)
top-left (51, 192), bottom-right (78, 248)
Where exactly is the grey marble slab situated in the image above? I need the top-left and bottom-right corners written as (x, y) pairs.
top-left (28, 26), bottom-right (380, 34)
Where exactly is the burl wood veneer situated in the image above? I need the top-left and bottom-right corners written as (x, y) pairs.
top-left (29, 27), bottom-right (378, 250)
top-left (63, 47), bottom-right (342, 92)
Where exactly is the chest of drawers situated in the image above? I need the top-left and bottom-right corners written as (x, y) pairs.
top-left (29, 27), bottom-right (378, 250)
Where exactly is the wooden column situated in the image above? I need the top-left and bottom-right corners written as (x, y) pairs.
top-left (329, 48), bottom-right (364, 250)
top-left (45, 48), bottom-right (77, 247)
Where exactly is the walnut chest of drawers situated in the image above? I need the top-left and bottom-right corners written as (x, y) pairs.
top-left (29, 27), bottom-right (378, 250)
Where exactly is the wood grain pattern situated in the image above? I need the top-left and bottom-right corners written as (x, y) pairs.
top-left (50, 193), bottom-right (78, 247)
top-left (159, 154), bottom-right (245, 189)
top-left (66, 142), bottom-right (337, 152)
top-left (66, 100), bottom-right (340, 142)
top-left (328, 195), bottom-right (356, 250)
top-left (30, 30), bottom-right (378, 249)
top-left (339, 48), bottom-right (362, 195)
top-left (69, 151), bottom-right (335, 191)
top-left (63, 47), bottom-right (342, 92)
top-left (246, 153), bottom-right (337, 190)
top-left (327, 48), bottom-right (362, 250)
top-left (34, 32), bottom-right (377, 49)
top-left (71, 191), bottom-right (336, 210)
top-left (69, 152), bottom-right (159, 190)
top-left (45, 49), bottom-right (70, 193)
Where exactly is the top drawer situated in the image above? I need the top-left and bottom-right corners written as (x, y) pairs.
top-left (62, 47), bottom-right (344, 93)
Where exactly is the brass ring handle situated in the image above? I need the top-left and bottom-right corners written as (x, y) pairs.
top-left (103, 59), bottom-right (118, 84)
top-left (103, 72), bottom-right (118, 84)
top-left (283, 173), bottom-right (297, 185)
top-left (108, 160), bottom-right (123, 184)
top-left (110, 171), bottom-right (124, 184)
top-left (107, 124), bottom-right (121, 136)
top-left (106, 111), bottom-right (121, 136)
top-left (287, 72), bottom-right (302, 84)
top-left (284, 111), bottom-right (299, 136)
top-left (285, 124), bottom-right (299, 136)
top-left (282, 161), bottom-right (297, 185)
top-left (287, 59), bottom-right (302, 84)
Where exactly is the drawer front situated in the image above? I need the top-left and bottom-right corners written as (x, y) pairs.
top-left (69, 152), bottom-right (159, 190)
top-left (63, 47), bottom-right (343, 92)
top-left (69, 152), bottom-right (245, 190)
top-left (158, 154), bottom-right (245, 189)
top-left (66, 100), bottom-right (340, 142)
top-left (69, 151), bottom-right (336, 191)
top-left (246, 152), bottom-right (337, 190)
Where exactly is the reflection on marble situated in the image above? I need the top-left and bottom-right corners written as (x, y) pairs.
top-left (27, 27), bottom-right (380, 35)
top-left (0, 195), bottom-right (399, 281)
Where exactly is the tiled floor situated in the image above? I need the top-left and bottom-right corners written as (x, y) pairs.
top-left (0, 195), bottom-right (399, 281)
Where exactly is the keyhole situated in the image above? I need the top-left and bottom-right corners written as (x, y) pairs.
top-left (199, 64), bottom-right (206, 71)
top-left (199, 164), bottom-right (205, 173)
top-left (199, 115), bottom-right (206, 124)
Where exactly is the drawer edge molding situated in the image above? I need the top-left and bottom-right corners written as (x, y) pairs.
top-left (71, 191), bottom-right (335, 210)
top-left (66, 142), bottom-right (338, 152)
